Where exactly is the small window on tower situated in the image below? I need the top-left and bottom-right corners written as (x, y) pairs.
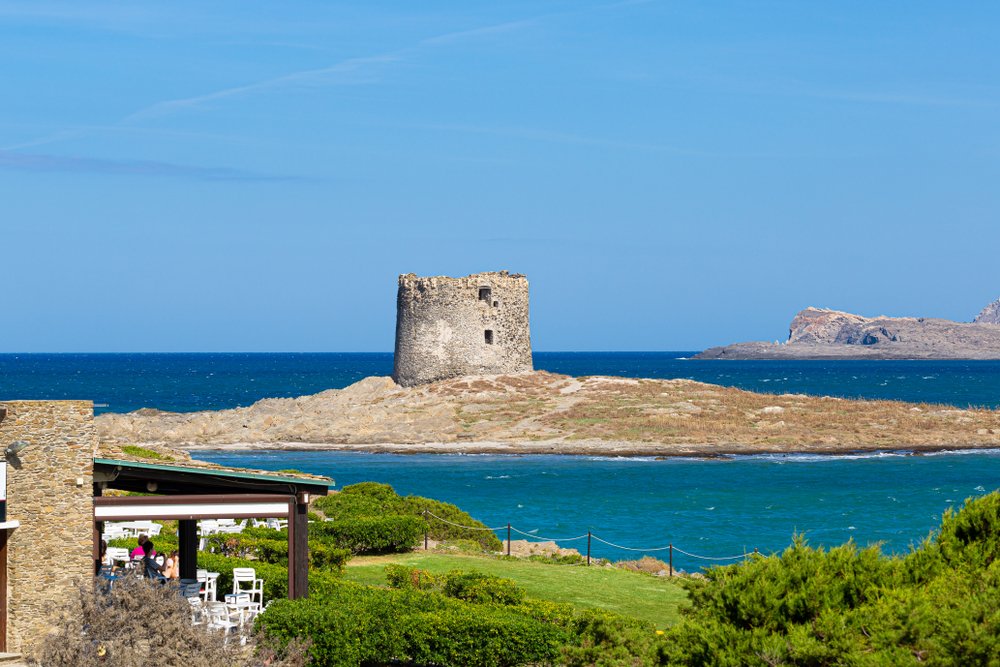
top-left (478, 287), bottom-right (491, 302)
top-left (485, 330), bottom-right (494, 344)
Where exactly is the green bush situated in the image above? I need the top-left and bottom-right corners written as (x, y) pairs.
top-left (311, 515), bottom-right (425, 554)
top-left (560, 609), bottom-right (669, 667)
top-left (385, 564), bottom-right (436, 591)
top-left (309, 542), bottom-right (351, 571)
top-left (440, 570), bottom-right (526, 606)
top-left (314, 482), bottom-right (502, 551)
top-left (659, 492), bottom-right (1000, 665)
top-left (203, 535), bottom-right (350, 572)
top-left (385, 567), bottom-right (527, 606)
top-left (257, 585), bottom-right (565, 667)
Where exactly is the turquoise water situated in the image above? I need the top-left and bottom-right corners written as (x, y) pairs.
top-left (5, 352), bottom-right (1000, 569)
top-left (3, 353), bottom-right (1000, 414)
top-left (196, 450), bottom-right (1000, 571)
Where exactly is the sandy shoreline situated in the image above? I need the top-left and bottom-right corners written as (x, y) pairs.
top-left (177, 439), bottom-right (1000, 458)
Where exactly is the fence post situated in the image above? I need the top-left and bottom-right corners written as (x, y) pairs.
top-left (423, 511), bottom-right (428, 551)
top-left (669, 544), bottom-right (673, 577)
top-left (507, 522), bottom-right (511, 557)
top-left (587, 531), bottom-right (591, 566)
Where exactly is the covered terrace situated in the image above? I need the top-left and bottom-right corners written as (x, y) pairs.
top-left (93, 457), bottom-right (333, 598)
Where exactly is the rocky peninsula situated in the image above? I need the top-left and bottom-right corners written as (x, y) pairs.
top-left (696, 300), bottom-right (1000, 359)
top-left (97, 371), bottom-right (1000, 457)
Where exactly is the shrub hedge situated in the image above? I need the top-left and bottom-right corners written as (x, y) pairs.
top-left (439, 570), bottom-right (526, 606)
top-left (314, 482), bottom-right (502, 551)
top-left (310, 515), bottom-right (426, 554)
top-left (257, 583), bottom-right (566, 667)
top-left (204, 535), bottom-right (350, 572)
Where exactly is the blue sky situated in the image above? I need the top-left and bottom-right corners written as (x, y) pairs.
top-left (2, 1), bottom-right (999, 352)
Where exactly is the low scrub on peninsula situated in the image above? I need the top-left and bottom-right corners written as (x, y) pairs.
top-left (313, 482), bottom-right (503, 551)
top-left (98, 371), bottom-right (1000, 456)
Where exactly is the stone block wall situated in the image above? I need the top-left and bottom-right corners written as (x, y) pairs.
top-left (0, 401), bottom-right (95, 655)
top-left (393, 271), bottom-right (533, 386)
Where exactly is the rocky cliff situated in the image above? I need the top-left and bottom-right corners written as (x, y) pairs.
top-left (696, 302), bottom-right (1000, 359)
top-left (974, 298), bottom-right (1000, 325)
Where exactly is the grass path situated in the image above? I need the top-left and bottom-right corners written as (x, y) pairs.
top-left (344, 552), bottom-right (689, 628)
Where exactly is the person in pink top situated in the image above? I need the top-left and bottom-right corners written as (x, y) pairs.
top-left (130, 534), bottom-right (151, 559)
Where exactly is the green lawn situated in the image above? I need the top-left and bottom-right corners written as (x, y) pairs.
top-left (344, 552), bottom-right (689, 628)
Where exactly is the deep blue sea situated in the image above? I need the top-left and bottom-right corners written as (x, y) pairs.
top-left (3, 351), bottom-right (1000, 567)
top-left (3, 352), bottom-right (1000, 414)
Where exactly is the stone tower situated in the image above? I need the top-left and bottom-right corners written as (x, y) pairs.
top-left (393, 271), bottom-right (533, 387)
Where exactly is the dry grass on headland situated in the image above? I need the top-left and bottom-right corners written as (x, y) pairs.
top-left (96, 371), bottom-right (1000, 457)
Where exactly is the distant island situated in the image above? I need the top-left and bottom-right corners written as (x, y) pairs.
top-left (695, 298), bottom-right (1000, 360)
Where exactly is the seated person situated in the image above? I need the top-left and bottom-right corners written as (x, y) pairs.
top-left (162, 550), bottom-right (180, 579)
top-left (130, 534), bottom-right (150, 559)
top-left (142, 540), bottom-right (166, 582)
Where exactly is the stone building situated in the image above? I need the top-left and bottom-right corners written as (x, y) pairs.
top-left (393, 271), bottom-right (533, 387)
top-left (0, 401), bottom-right (94, 655)
top-left (0, 400), bottom-right (332, 659)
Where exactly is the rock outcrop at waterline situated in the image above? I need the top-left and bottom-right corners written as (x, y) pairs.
top-left (696, 302), bottom-right (1000, 360)
top-left (96, 371), bottom-right (1000, 456)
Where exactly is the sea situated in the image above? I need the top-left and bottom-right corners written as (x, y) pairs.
top-left (3, 351), bottom-right (1000, 568)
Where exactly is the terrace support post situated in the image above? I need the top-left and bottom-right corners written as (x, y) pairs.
top-left (587, 531), bottom-right (591, 566)
top-left (669, 544), bottom-right (673, 577)
top-left (178, 519), bottom-right (198, 580)
top-left (289, 495), bottom-right (309, 599)
top-left (507, 523), bottom-right (511, 557)
top-left (0, 530), bottom-right (7, 653)
top-left (423, 512), bottom-right (428, 551)
top-left (93, 521), bottom-right (102, 575)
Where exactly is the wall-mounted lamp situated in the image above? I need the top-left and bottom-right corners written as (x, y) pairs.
top-left (146, 482), bottom-right (158, 493)
top-left (5, 441), bottom-right (30, 459)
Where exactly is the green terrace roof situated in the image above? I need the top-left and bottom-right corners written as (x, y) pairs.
top-left (93, 457), bottom-right (333, 495)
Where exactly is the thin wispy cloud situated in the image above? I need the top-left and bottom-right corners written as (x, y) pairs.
top-left (420, 18), bottom-right (538, 46)
top-left (125, 54), bottom-right (402, 121)
top-left (0, 149), bottom-right (303, 182)
top-left (808, 88), bottom-right (1000, 108)
top-left (126, 1), bottom-right (643, 122)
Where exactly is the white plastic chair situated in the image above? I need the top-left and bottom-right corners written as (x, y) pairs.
top-left (231, 567), bottom-right (264, 606)
top-left (187, 597), bottom-right (205, 626)
top-left (217, 519), bottom-right (248, 535)
top-left (105, 547), bottom-right (130, 566)
top-left (225, 592), bottom-right (260, 627)
top-left (197, 569), bottom-right (218, 602)
top-left (206, 602), bottom-right (240, 640)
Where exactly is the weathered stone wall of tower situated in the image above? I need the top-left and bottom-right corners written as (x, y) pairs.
top-left (0, 400), bottom-right (95, 656)
top-left (393, 271), bottom-right (533, 386)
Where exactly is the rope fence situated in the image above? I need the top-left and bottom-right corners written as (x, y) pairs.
top-left (421, 510), bottom-right (758, 574)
